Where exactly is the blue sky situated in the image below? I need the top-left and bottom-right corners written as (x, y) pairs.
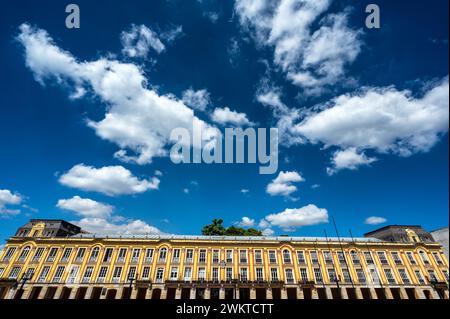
top-left (0, 0), bottom-right (448, 242)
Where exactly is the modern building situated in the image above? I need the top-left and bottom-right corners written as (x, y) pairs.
top-left (0, 219), bottom-right (448, 300)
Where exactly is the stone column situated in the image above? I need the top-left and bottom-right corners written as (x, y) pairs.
top-left (297, 287), bottom-right (304, 299)
top-left (340, 287), bottom-right (349, 299)
top-left (69, 287), bottom-right (78, 299)
top-left (145, 288), bottom-right (152, 299)
top-left (280, 288), bottom-right (288, 299)
top-left (250, 288), bottom-right (256, 299)
top-left (415, 288), bottom-right (426, 299)
top-left (160, 288), bottom-right (168, 299)
top-left (219, 288), bottom-right (225, 299)
top-left (354, 287), bottom-right (363, 299)
top-left (266, 288), bottom-right (273, 299)
top-left (190, 288), bottom-right (196, 299)
top-left (204, 288), bottom-right (211, 299)
top-left (175, 288), bottom-right (182, 299)
top-left (399, 287), bottom-right (408, 299)
top-left (325, 287), bottom-right (333, 299)
top-left (235, 288), bottom-right (240, 300)
top-left (130, 288), bottom-right (138, 299)
top-left (37, 286), bottom-right (49, 299)
top-left (54, 286), bottom-right (65, 299)
top-left (369, 287), bottom-right (377, 299)
top-left (311, 288), bottom-right (319, 299)
top-left (384, 287), bottom-right (394, 299)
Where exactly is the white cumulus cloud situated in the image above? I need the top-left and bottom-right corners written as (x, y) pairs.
top-left (262, 204), bottom-right (328, 231)
top-left (364, 216), bottom-right (387, 225)
top-left (121, 24), bottom-right (165, 58)
top-left (57, 196), bottom-right (114, 219)
top-left (236, 216), bottom-right (255, 227)
top-left (211, 107), bottom-right (254, 126)
top-left (266, 170), bottom-right (304, 197)
top-left (182, 88), bottom-right (211, 111)
top-left (327, 148), bottom-right (377, 175)
top-left (59, 164), bottom-right (159, 196)
top-left (0, 189), bottom-right (22, 216)
top-left (73, 217), bottom-right (162, 235)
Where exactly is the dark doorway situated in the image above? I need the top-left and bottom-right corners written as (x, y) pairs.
top-left (391, 288), bottom-right (401, 299)
top-left (29, 286), bottom-right (42, 299)
top-left (225, 288), bottom-right (234, 300)
top-left (331, 288), bottom-right (341, 299)
top-left (166, 288), bottom-right (176, 300)
top-left (423, 290), bottom-right (432, 299)
top-left (59, 287), bottom-right (72, 299)
top-left (302, 288), bottom-right (312, 299)
top-left (181, 288), bottom-right (191, 299)
top-left (210, 288), bottom-right (220, 300)
top-left (121, 287), bottom-right (131, 299)
top-left (106, 289), bottom-right (117, 299)
top-left (317, 288), bottom-right (327, 299)
top-left (44, 287), bottom-right (57, 299)
top-left (256, 288), bottom-right (266, 299)
top-left (152, 288), bottom-right (162, 299)
top-left (405, 288), bottom-right (416, 300)
top-left (137, 287), bottom-right (148, 299)
top-left (196, 288), bottom-right (205, 299)
top-left (0, 287), bottom-right (9, 299)
top-left (375, 288), bottom-right (386, 299)
top-left (347, 288), bottom-right (357, 299)
top-left (239, 288), bottom-right (250, 299)
top-left (272, 288), bottom-right (281, 299)
top-left (436, 289), bottom-right (445, 299)
top-left (75, 287), bottom-right (87, 300)
top-left (361, 288), bottom-right (372, 299)
top-left (90, 287), bottom-right (102, 299)
top-left (287, 288), bottom-right (297, 299)
top-left (14, 289), bottom-right (24, 299)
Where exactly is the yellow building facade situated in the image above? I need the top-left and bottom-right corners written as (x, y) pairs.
top-left (0, 220), bottom-right (449, 300)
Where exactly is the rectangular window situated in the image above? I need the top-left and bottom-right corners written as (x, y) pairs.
top-left (239, 250), bottom-right (248, 263)
top-left (103, 248), bottom-right (113, 263)
top-left (364, 252), bottom-right (374, 264)
top-left (18, 247), bottom-right (31, 262)
top-left (256, 267), bottom-right (264, 281)
top-left (82, 266), bottom-right (94, 283)
top-left (170, 267), bottom-right (178, 280)
top-left (310, 251), bottom-right (319, 263)
top-left (342, 268), bottom-right (352, 283)
top-left (155, 268), bottom-right (164, 283)
top-left (406, 252), bottom-right (416, 265)
top-left (328, 268), bottom-right (337, 282)
top-left (323, 251), bottom-right (333, 264)
top-left (46, 247), bottom-right (59, 262)
top-left (240, 268), bottom-right (248, 281)
top-left (433, 252), bottom-right (443, 265)
top-left (185, 249), bottom-right (193, 263)
top-left (67, 265), bottom-right (79, 283)
top-left (61, 248), bottom-right (72, 262)
top-left (89, 248), bottom-right (99, 262)
top-left (428, 270), bottom-right (437, 282)
top-left (0, 268), bottom-right (5, 278)
top-left (212, 250), bottom-right (220, 264)
top-left (97, 266), bottom-right (108, 283)
top-left (268, 250), bottom-right (277, 263)
top-left (391, 252), bottom-right (402, 265)
top-left (414, 270), bottom-right (425, 284)
top-left (128, 266), bottom-right (137, 279)
top-left (398, 269), bottom-right (410, 284)
top-left (419, 251), bottom-right (429, 265)
top-left (271, 268), bottom-right (279, 281)
top-left (112, 267), bottom-right (122, 283)
top-left (377, 252), bottom-right (388, 265)
top-left (370, 268), bottom-right (380, 284)
top-left (184, 267), bottom-right (192, 281)
top-left (75, 248), bottom-right (86, 262)
top-left (172, 249), bottom-right (181, 263)
top-left (117, 248), bottom-right (127, 262)
top-left (198, 249), bottom-right (207, 263)
top-left (285, 269), bottom-right (294, 283)
top-left (300, 268), bottom-right (308, 282)
top-left (198, 267), bottom-right (206, 280)
top-left (142, 267), bottom-right (150, 279)
top-left (38, 266), bottom-right (50, 282)
top-left (283, 250), bottom-right (292, 264)
top-left (297, 251), bottom-right (305, 264)
top-left (53, 266), bottom-right (65, 283)
top-left (226, 268), bottom-right (233, 281)
top-left (384, 269), bottom-right (396, 284)
top-left (9, 266), bottom-right (21, 279)
top-left (3, 247), bottom-right (17, 262)
top-left (442, 270), bottom-right (449, 282)
top-left (254, 250), bottom-right (262, 264)
top-left (314, 268), bottom-right (323, 283)
top-left (131, 249), bottom-right (140, 263)
top-left (337, 252), bottom-right (346, 264)
top-left (32, 247), bottom-right (45, 262)
top-left (24, 268), bottom-right (35, 280)
top-left (145, 248), bottom-right (154, 262)
top-left (356, 269), bottom-right (366, 284)
top-left (350, 251), bottom-right (360, 265)
top-left (212, 267), bottom-right (219, 281)
top-left (225, 250), bottom-right (233, 263)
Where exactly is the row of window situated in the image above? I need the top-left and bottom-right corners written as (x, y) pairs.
top-left (2, 263), bottom-right (447, 286)
top-left (2, 246), bottom-right (445, 268)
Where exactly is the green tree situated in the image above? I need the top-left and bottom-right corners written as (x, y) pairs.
top-left (201, 219), bottom-right (263, 236)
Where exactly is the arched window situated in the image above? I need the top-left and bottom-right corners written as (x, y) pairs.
top-left (419, 251), bottom-right (429, 264)
top-left (282, 249), bottom-right (291, 263)
top-left (89, 247), bottom-right (100, 262)
top-left (351, 250), bottom-right (360, 264)
top-left (158, 248), bottom-right (167, 262)
top-left (18, 246), bottom-right (31, 261)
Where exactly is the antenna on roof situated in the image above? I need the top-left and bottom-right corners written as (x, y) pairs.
top-left (349, 229), bottom-right (355, 243)
top-left (332, 216), bottom-right (355, 288)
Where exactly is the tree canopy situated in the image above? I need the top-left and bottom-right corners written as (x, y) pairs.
top-left (201, 219), bottom-right (262, 236)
